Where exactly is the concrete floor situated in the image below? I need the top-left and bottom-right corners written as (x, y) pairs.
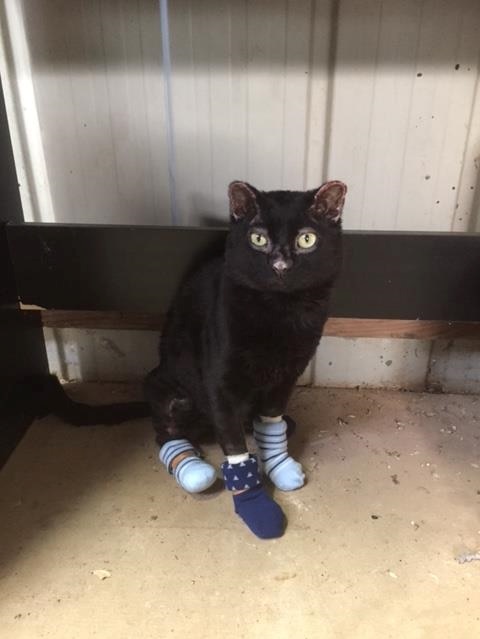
top-left (1, 384), bottom-right (480, 638)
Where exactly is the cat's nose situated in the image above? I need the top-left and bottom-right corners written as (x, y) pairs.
top-left (272, 258), bottom-right (291, 275)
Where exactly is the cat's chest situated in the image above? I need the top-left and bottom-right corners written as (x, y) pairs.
top-left (229, 295), bottom-right (327, 340)
top-left (222, 285), bottom-right (329, 375)
top-left (230, 326), bottom-right (316, 386)
top-left (228, 299), bottom-right (326, 370)
top-left (236, 320), bottom-right (319, 357)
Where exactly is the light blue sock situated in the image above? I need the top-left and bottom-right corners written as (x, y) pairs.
top-left (253, 418), bottom-right (305, 491)
top-left (159, 439), bottom-right (217, 494)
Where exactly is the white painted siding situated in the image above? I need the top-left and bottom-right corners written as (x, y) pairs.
top-left (2, 0), bottom-right (480, 388)
top-left (168, 0), bottom-right (480, 229)
top-left (3, 0), bottom-right (480, 229)
top-left (1, 0), bottom-right (171, 224)
top-left (328, 0), bottom-right (480, 232)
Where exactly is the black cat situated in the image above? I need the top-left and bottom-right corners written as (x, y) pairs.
top-left (144, 180), bottom-right (347, 538)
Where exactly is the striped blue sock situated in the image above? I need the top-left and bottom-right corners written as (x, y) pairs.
top-left (159, 438), bottom-right (217, 494)
top-left (253, 419), bottom-right (305, 491)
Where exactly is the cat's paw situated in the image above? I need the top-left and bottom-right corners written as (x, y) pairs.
top-left (233, 485), bottom-right (285, 539)
top-left (175, 456), bottom-right (217, 493)
top-left (269, 457), bottom-right (305, 491)
top-left (253, 418), bottom-right (305, 491)
top-left (159, 439), bottom-right (217, 494)
top-left (222, 454), bottom-right (286, 539)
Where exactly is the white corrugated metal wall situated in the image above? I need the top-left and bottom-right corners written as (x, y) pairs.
top-left (1, 0), bottom-right (480, 390)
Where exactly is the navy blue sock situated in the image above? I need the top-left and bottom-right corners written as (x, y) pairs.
top-left (221, 455), bottom-right (285, 539)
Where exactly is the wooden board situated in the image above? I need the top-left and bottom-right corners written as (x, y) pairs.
top-left (35, 309), bottom-right (480, 340)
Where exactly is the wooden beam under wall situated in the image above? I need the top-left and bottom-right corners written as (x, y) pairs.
top-left (34, 309), bottom-right (480, 339)
top-left (322, 318), bottom-right (480, 339)
top-left (38, 309), bottom-right (165, 331)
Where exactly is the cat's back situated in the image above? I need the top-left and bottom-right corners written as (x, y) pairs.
top-left (163, 255), bottom-right (224, 336)
top-left (179, 255), bottom-right (223, 309)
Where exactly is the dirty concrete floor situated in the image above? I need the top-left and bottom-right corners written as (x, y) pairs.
top-left (1, 384), bottom-right (480, 638)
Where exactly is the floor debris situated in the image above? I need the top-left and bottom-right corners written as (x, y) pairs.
top-left (456, 552), bottom-right (480, 564)
top-left (92, 569), bottom-right (112, 580)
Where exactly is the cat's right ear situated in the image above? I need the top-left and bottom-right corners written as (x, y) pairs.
top-left (228, 181), bottom-right (259, 222)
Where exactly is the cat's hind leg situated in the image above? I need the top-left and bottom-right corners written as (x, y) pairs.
top-left (144, 367), bottom-right (216, 493)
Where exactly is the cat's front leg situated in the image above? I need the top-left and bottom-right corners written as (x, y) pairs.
top-left (257, 377), bottom-right (296, 419)
top-left (211, 388), bottom-right (285, 539)
top-left (210, 389), bottom-right (251, 457)
top-left (254, 379), bottom-right (306, 491)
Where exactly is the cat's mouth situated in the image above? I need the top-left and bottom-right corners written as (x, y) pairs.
top-left (265, 271), bottom-right (292, 290)
top-left (272, 274), bottom-right (289, 288)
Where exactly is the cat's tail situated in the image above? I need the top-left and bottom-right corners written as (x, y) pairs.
top-left (19, 375), bottom-right (151, 426)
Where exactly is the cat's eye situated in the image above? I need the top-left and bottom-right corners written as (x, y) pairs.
top-left (297, 231), bottom-right (318, 250)
top-left (250, 232), bottom-right (268, 248)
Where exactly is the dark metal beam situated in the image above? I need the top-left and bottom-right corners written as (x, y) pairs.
top-left (7, 223), bottom-right (480, 322)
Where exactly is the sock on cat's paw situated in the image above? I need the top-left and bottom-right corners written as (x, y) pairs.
top-left (284, 415), bottom-right (297, 439)
top-left (222, 455), bottom-right (285, 539)
top-left (254, 419), bottom-right (305, 491)
top-left (233, 486), bottom-right (285, 539)
top-left (159, 439), bottom-right (217, 494)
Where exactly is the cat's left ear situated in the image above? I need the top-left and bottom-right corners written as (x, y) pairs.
top-left (228, 181), bottom-right (259, 221)
top-left (310, 180), bottom-right (347, 223)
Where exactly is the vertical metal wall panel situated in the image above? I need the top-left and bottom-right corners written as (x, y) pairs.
top-left (327, 0), bottom-right (480, 231)
top-left (457, 74), bottom-right (480, 232)
top-left (304, 0), bottom-right (334, 188)
top-left (327, 0), bottom-right (386, 228)
top-left (168, 0), bottom-right (332, 225)
top-left (166, 0), bottom-right (480, 230)
top-left (393, 0), bottom-right (480, 232)
top-left (4, 0), bottom-right (480, 229)
top-left (8, 0), bottom-right (171, 225)
top-left (245, 1), bottom-right (311, 190)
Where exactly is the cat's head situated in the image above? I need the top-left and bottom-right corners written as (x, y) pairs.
top-left (225, 180), bottom-right (347, 292)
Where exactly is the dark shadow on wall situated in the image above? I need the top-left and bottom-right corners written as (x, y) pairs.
top-left (11, 0), bottom-right (480, 69)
